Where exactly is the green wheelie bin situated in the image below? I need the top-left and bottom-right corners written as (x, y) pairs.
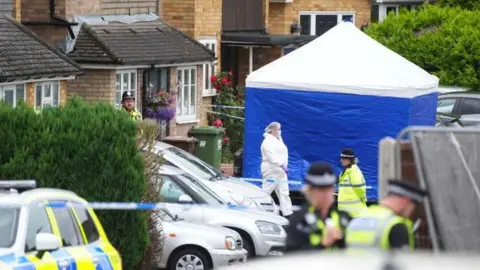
top-left (188, 126), bottom-right (224, 169)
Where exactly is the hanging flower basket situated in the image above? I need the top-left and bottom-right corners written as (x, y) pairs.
top-left (144, 90), bottom-right (176, 139)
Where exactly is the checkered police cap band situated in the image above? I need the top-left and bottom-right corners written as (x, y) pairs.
top-left (388, 185), bottom-right (425, 203)
top-left (305, 173), bottom-right (337, 186)
top-left (340, 153), bottom-right (355, 158)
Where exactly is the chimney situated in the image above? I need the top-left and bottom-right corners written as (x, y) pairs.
top-left (12, 0), bottom-right (21, 21)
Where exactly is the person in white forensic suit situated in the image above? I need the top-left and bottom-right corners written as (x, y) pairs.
top-left (260, 122), bottom-right (293, 218)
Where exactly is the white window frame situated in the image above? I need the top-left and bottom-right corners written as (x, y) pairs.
top-left (176, 66), bottom-right (198, 123)
top-left (378, 4), bottom-right (417, 22)
top-left (34, 81), bottom-right (60, 110)
top-left (299, 11), bottom-right (356, 35)
top-left (0, 83), bottom-right (26, 108)
top-left (115, 69), bottom-right (138, 108)
top-left (199, 37), bottom-right (217, 97)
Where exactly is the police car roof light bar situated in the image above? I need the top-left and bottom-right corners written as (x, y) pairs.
top-left (0, 180), bottom-right (37, 190)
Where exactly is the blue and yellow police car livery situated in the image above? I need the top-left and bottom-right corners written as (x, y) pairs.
top-left (0, 180), bottom-right (122, 270)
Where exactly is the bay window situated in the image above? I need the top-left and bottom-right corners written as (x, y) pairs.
top-left (176, 67), bottom-right (197, 122)
top-left (1, 84), bottom-right (25, 107)
top-left (115, 70), bottom-right (137, 107)
top-left (35, 82), bottom-right (60, 109)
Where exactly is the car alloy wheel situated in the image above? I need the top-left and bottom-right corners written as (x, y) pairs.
top-left (170, 249), bottom-right (209, 270)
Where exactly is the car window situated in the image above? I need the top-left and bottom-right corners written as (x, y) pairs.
top-left (162, 147), bottom-right (224, 180)
top-left (158, 175), bottom-right (190, 203)
top-left (0, 208), bottom-right (19, 248)
top-left (25, 205), bottom-right (52, 252)
top-left (437, 98), bottom-right (457, 114)
top-left (460, 98), bottom-right (480, 115)
top-left (73, 206), bottom-right (100, 243)
top-left (176, 174), bottom-right (225, 205)
top-left (51, 204), bottom-right (83, 247)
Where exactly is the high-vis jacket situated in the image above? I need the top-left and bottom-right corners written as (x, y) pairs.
top-left (345, 205), bottom-right (414, 251)
top-left (338, 164), bottom-right (367, 217)
top-left (285, 204), bottom-right (351, 252)
top-left (127, 108), bottom-right (143, 121)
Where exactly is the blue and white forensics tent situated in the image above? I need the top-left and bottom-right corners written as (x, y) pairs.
top-left (242, 22), bottom-right (439, 200)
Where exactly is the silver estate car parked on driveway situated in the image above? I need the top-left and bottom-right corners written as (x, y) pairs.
top-left (152, 141), bottom-right (279, 214)
top-left (155, 209), bottom-right (247, 270)
top-left (156, 165), bottom-right (288, 258)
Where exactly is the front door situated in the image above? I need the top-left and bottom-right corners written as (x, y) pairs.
top-left (315, 15), bottom-right (338, 36)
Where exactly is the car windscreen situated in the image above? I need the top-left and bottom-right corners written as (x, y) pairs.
top-left (0, 207), bottom-right (20, 248)
top-left (176, 174), bottom-right (226, 205)
top-left (162, 147), bottom-right (227, 181)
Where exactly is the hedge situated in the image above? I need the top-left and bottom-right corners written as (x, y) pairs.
top-left (0, 98), bottom-right (148, 270)
top-left (365, 4), bottom-right (480, 90)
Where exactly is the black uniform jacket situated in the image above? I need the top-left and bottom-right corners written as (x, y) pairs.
top-left (284, 204), bottom-right (352, 253)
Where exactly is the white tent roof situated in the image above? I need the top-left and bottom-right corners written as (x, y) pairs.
top-left (246, 22), bottom-right (439, 98)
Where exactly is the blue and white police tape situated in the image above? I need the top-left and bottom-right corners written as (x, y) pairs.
top-left (0, 201), bottom-right (251, 210)
top-left (231, 176), bottom-right (373, 189)
top-left (203, 105), bottom-right (245, 110)
top-left (204, 109), bottom-right (245, 120)
top-left (230, 177), bottom-right (303, 185)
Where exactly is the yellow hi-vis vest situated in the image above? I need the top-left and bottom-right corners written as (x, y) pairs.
top-left (338, 164), bottom-right (367, 217)
top-left (127, 108), bottom-right (143, 121)
top-left (308, 206), bottom-right (342, 249)
top-left (345, 205), bottom-right (414, 251)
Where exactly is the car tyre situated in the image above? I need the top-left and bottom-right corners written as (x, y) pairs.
top-left (241, 236), bottom-right (254, 258)
top-left (168, 249), bottom-right (210, 270)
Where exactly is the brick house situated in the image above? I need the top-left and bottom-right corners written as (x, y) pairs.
top-left (220, 0), bottom-right (371, 87)
top-left (18, 0), bottom-right (217, 136)
top-left (0, 4), bottom-right (81, 109)
top-left (66, 15), bottom-right (215, 136)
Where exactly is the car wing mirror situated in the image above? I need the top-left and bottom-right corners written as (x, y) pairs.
top-left (35, 232), bottom-right (61, 259)
top-left (178, 194), bottom-right (193, 204)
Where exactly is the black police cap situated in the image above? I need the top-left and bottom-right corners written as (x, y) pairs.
top-left (304, 162), bottom-right (337, 188)
top-left (388, 179), bottom-right (428, 203)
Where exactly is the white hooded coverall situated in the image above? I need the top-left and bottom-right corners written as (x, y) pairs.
top-left (260, 133), bottom-right (293, 216)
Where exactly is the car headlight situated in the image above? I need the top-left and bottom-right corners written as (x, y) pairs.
top-left (229, 194), bottom-right (258, 208)
top-left (225, 236), bottom-right (236, 250)
top-left (255, 220), bottom-right (282, 235)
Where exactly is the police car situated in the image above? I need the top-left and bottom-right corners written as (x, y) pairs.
top-left (0, 180), bottom-right (122, 269)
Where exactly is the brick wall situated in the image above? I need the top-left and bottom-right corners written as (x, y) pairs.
top-left (66, 0), bottom-right (159, 18)
top-left (269, 0), bottom-right (371, 34)
top-left (25, 79), bottom-right (69, 107)
top-left (168, 65), bottom-right (204, 136)
top-left (67, 69), bottom-right (115, 103)
top-left (162, 0), bottom-right (195, 37)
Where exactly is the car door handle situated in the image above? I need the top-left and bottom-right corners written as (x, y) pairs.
top-left (59, 260), bottom-right (69, 269)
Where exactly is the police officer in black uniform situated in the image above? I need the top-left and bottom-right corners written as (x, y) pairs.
top-left (285, 162), bottom-right (352, 252)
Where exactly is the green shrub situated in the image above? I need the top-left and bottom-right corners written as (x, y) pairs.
top-left (365, 4), bottom-right (480, 90)
top-left (0, 98), bottom-right (148, 270)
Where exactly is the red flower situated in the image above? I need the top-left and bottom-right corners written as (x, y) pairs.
top-left (213, 83), bottom-right (221, 90)
top-left (221, 78), bottom-right (229, 85)
top-left (226, 81), bottom-right (232, 87)
top-left (158, 90), bottom-right (164, 95)
top-left (210, 75), bottom-right (217, 83)
top-left (213, 119), bottom-right (223, 127)
top-left (223, 137), bottom-right (230, 144)
top-left (228, 71), bottom-right (233, 77)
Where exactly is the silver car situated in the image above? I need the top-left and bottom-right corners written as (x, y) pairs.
top-left (153, 141), bottom-right (279, 214)
top-left (156, 209), bottom-right (247, 270)
top-left (156, 165), bottom-right (288, 258)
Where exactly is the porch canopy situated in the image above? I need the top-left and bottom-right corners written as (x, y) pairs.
top-left (242, 22), bottom-right (439, 199)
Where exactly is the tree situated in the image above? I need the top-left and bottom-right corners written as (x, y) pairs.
top-left (0, 98), bottom-right (148, 270)
top-left (365, 4), bottom-right (480, 90)
top-left (437, 0), bottom-right (480, 10)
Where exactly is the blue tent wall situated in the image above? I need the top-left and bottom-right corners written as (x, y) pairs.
top-left (242, 87), bottom-right (437, 201)
top-left (408, 92), bottom-right (438, 126)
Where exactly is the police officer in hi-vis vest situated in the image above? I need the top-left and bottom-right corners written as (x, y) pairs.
top-left (285, 162), bottom-right (352, 252)
top-left (121, 90), bottom-right (142, 121)
top-left (338, 148), bottom-right (367, 217)
top-left (345, 179), bottom-right (428, 251)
